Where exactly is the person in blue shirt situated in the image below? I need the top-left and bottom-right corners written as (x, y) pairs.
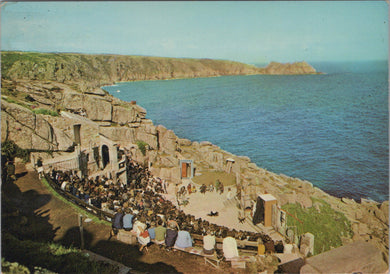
top-left (123, 208), bottom-right (134, 231)
top-left (174, 224), bottom-right (193, 249)
top-left (147, 221), bottom-right (156, 240)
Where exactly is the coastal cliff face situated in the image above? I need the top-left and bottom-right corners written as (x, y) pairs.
top-left (1, 52), bottom-right (318, 90)
top-left (1, 52), bottom-right (387, 263)
top-left (1, 52), bottom-right (262, 88)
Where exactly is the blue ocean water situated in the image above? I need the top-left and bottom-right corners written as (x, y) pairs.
top-left (103, 61), bottom-right (389, 202)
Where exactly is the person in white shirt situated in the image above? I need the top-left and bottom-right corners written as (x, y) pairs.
top-left (203, 230), bottom-right (216, 255)
top-left (223, 233), bottom-right (239, 259)
top-left (226, 188), bottom-right (234, 200)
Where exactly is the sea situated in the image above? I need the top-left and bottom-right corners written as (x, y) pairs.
top-left (103, 61), bottom-right (389, 202)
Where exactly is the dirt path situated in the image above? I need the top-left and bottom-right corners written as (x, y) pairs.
top-left (5, 162), bottom-right (241, 273)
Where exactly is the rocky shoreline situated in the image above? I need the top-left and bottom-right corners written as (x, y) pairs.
top-left (1, 52), bottom-right (388, 266)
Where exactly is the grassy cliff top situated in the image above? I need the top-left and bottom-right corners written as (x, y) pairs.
top-left (1, 51), bottom-right (262, 87)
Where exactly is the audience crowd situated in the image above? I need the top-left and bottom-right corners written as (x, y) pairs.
top-left (47, 157), bottom-right (282, 255)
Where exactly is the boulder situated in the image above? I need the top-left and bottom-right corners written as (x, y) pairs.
top-left (50, 124), bottom-right (74, 151)
top-left (99, 126), bottom-right (136, 144)
top-left (158, 155), bottom-right (177, 168)
top-left (2, 100), bottom-right (36, 129)
top-left (84, 87), bottom-right (106, 96)
top-left (300, 242), bottom-right (388, 274)
top-left (200, 141), bottom-right (213, 146)
top-left (136, 130), bottom-right (158, 150)
top-left (379, 201), bottom-right (389, 224)
top-left (132, 105), bottom-right (147, 119)
top-left (373, 207), bottom-right (387, 224)
top-left (238, 155), bottom-right (251, 162)
top-left (83, 95), bottom-right (112, 121)
top-left (341, 197), bottom-right (357, 205)
top-left (63, 93), bottom-right (84, 111)
top-left (157, 128), bottom-right (177, 154)
top-left (112, 105), bottom-right (134, 125)
top-left (248, 163), bottom-right (258, 169)
top-left (178, 138), bottom-right (192, 146)
top-left (296, 192), bottom-right (313, 208)
top-left (140, 120), bottom-right (157, 135)
top-left (1, 101), bottom-right (57, 150)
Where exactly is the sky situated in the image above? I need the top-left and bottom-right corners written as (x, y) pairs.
top-left (1, 1), bottom-right (388, 64)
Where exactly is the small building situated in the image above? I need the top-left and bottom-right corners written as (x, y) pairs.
top-left (225, 158), bottom-right (235, 173)
top-left (252, 193), bottom-right (277, 227)
top-left (180, 159), bottom-right (194, 179)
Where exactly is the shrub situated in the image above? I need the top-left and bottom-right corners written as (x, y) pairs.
top-left (1, 258), bottom-right (30, 274)
top-left (136, 140), bottom-right (148, 156)
top-left (32, 108), bottom-right (59, 117)
top-left (1, 140), bottom-right (30, 162)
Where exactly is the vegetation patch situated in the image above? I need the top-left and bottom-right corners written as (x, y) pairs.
top-left (136, 140), bottom-right (148, 156)
top-left (1, 140), bottom-right (30, 163)
top-left (282, 198), bottom-right (353, 254)
top-left (32, 108), bottom-right (59, 117)
top-left (2, 233), bottom-right (118, 274)
top-left (1, 258), bottom-right (30, 274)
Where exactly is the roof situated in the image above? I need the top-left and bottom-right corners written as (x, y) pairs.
top-left (258, 193), bottom-right (277, 202)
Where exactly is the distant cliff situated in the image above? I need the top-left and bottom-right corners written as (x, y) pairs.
top-left (1, 52), bottom-right (318, 89)
top-left (1, 52), bottom-right (262, 88)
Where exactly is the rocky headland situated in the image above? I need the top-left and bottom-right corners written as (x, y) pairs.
top-left (260, 61), bottom-right (319, 75)
top-left (1, 51), bottom-right (388, 268)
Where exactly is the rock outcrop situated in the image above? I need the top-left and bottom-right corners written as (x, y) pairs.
top-left (261, 61), bottom-right (318, 75)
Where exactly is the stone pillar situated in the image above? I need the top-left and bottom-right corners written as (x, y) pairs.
top-left (300, 232), bottom-right (315, 256)
top-left (109, 144), bottom-right (118, 171)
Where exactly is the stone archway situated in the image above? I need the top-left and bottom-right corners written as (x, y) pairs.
top-left (102, 145), bottom-right (110, 169)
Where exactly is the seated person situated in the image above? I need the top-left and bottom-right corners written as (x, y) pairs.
top-left (137, 225), bottom-right (150, 252)
top-left (174, 224), bottom-right (192, 249)
top-left (223, 232), bottom-right (239, 259)
top-left (257, 238), bottom-right (265, 255)
top-left (165, 221), bottom-right (178, 250)
top-left (154, 219), bottom-right (167, 245)
top-left (122, 208), bottom-right (134, 231)
top-left (203, 230), bottom-right (216, 255)
top-left (109, 208), bottom-right (123, 239)
top-left (147, 221), bottom-right (156, 240)
top-left (132, 216), bottom-right (147, 235)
